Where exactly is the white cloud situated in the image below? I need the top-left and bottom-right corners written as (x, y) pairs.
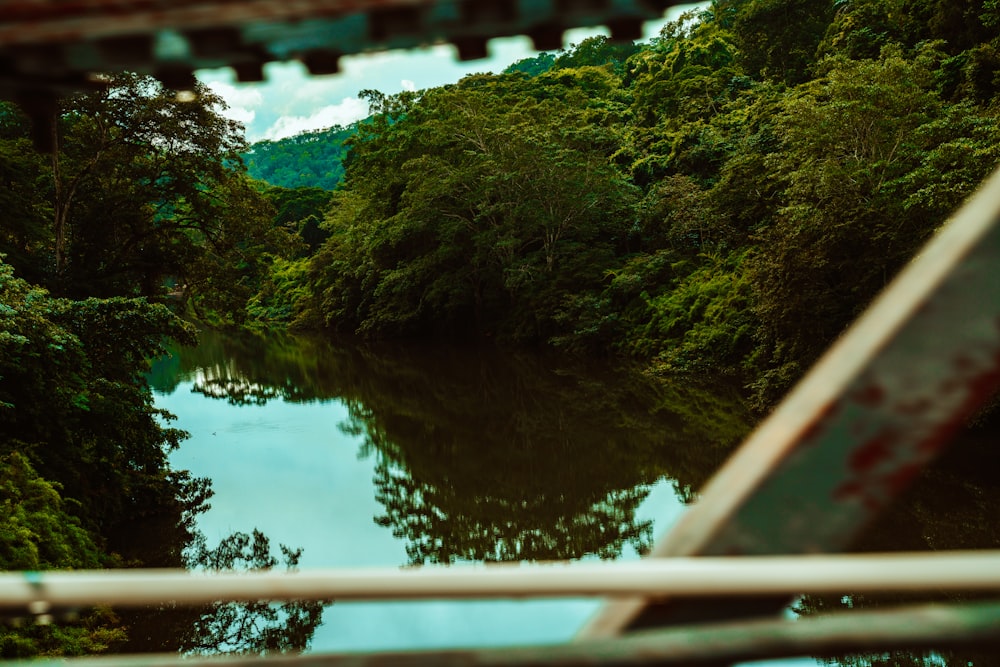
top-left (204, 80), bottom-right (263, 127)
top-left (223, 106), bottom-right (257, 126)
top-left (261, 96), bottom-right (369, 141)
top-left (401, 79), bottom-right (416, 92)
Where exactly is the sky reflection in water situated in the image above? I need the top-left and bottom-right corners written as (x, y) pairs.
top-left (160, 381), bottom-right (683, 651)
top-left (151, 331), bottom-right (816, 665)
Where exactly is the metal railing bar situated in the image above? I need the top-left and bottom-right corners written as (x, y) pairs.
top-left (3, 551), bottom-right (1000, 610)
top-left (581, 164), bottom-right (1000, 636)
top-left (7, 600), bottom-right (1000, 667)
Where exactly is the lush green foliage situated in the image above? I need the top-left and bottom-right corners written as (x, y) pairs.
top-left (0, 453), bottom-right (129, 658)
top-left (0, 74), bottom-right (296, 323)
top-left (244, 125), bottom-right (356, 189)
top-left (293, 72), bottom-right (638, 341)
top-left (0, 608), bottom-right (128, 659)
top-left (254, 0), bottom-right (1000, 411)
top-left (5, 0), bottom-right (1000, 659)
top-left (263, 186), bottom-right (332, 255)
top-left (0, 260), bottom-right (200, 543)
top-left (0, 257), bottom-right (204, 656)
top-left (0, 73), bottom-right (313, 656)
top-left (0, 452), bottom-right (100, 570)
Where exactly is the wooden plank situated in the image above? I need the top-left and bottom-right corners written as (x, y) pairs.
top-left (581, 165), bottom-right (1000, 637)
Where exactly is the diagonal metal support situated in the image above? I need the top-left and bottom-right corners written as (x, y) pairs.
top-left (581, 165), bottom-right (1000, 636)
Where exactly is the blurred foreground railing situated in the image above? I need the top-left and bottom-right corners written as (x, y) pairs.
top-left (4, 552), bottom-right (1000, 609)
top-left (3, 600), bottom-right (1000, 667)
top-left (3, 554), bottom-right (1000, 666)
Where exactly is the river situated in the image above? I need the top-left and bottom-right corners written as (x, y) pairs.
top-left (145, 327), bottom-right (1000, 666)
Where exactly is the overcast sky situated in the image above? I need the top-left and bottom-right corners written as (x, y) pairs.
top-left (195, 4), bottom-right (701, 143)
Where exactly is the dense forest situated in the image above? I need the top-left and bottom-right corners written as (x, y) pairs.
top-left (243, 125), bottom-right (356, 190)
top-left (2, 0), bottom-right (1000, 661)
top-left (251, 0), bottom-right (1000, 410)
top-left (238, 40), bottom-right (644, 192)
top-left (0, 76), bottom-right (321, 656)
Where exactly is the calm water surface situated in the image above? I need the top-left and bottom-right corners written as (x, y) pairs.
top-left (148, 328), bottom-right (752, 654)
top-left (146, 327), bottom-right (1000, 666)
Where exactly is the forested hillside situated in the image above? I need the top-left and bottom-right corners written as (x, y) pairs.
top-left (243, 125), bottom-right (356, 189)
top-left (240, 37), bottom-right (642, 191)
top-left (252, 0), bottom-right (1000, 409)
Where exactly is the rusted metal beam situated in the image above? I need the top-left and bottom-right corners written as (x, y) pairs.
top-left (0, 0), bottom-right (675, 45)
top-left (0, 0), bottom-right (687, 149)
top-left (581, 165), bottom-right (1000, 636)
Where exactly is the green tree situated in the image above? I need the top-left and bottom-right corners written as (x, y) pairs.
top-left (244, 124), bottom-right (355, 190)
top-left (552, 35), bottom-right (641, 73)
top-left (264, 186), bottom-right (333, 255)
top-left (0, 74), bottom-right (293, 322)
top-left (730, 0), bottom-right (835, 84)
top-left (306, 73), bottom-right (637, 342)
top-left (816, 0), bottom-right (923, 60)
top-left (179, 173), bottom-right (297, 325)
top-left (0, 105), bottom-right (50, 285)
top-left (0, 257), bottom-right (206, 559)
top-left (0, 609), bottom-right (127, 659)
top-left (45, 74), bottom-right (246, 295)
top-left (0, 452), bottom-right (100, 570)
top-left (504, 52), bottom-right (557, 76)
top-left (747, 46), bottom-right (1000, 404)
top-left (0, 453), bottom-right (129, 659)
top-left (619, 13), bottom-right (744, 185)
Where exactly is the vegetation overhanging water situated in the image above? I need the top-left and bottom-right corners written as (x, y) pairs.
top-left (145, 327), bottom-right (752, 653)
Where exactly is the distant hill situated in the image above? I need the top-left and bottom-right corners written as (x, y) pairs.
top-left (243, 38), bottom-right (639, 191)
top-left (243, 124), bottom-right (357, 190)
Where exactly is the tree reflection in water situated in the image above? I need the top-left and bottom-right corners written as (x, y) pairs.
top-left (181, 530), bottom-right (324, 655)
top-left (152, 327), bottom-right (752, 565)
top-left (119, 529), bottom-right (323, 656)
top-left (151, 328), bottom-right (1000, 666)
